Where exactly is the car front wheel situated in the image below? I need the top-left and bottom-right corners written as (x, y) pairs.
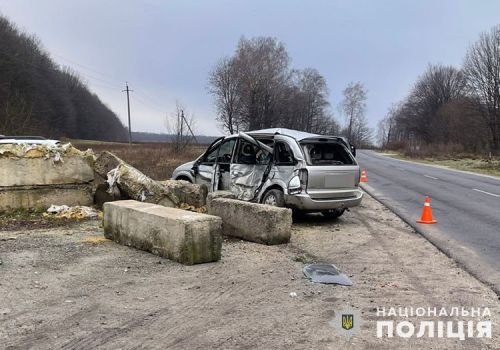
top-left (261, 189), bottom-right (285, 207)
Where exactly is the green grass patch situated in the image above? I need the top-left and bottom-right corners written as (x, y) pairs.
top-left (377, 151), bottom-right (500, 178)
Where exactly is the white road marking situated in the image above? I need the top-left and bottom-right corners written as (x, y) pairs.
top-left (424, 175), bottom-right (439, 180)
top-left (472, 188), bottom-right (500, 198)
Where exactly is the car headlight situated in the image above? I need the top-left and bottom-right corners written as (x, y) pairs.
top-left (288, 175), bottom-right (302, 194)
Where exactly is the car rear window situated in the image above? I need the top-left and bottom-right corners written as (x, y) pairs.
top-left (301, 142), bottom-right (354, 165)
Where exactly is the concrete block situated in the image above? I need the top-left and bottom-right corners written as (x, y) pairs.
top-left (0, 157), bottom-right (94, 187)
top-left (208, 198), bottom-right (292, 245)
top-left (206, 190), bottom-right (236, 212)
top-left (159, 180), bottom-right (208, 207)
top-left (0, 184), bottom-right (93, 210)
top-left (103, 200), bottom-right (222, 265)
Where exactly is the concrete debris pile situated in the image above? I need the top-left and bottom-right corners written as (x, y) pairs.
top-left (45, 205), bottom-right (101, 220)
top-left (0, 143), bottom-right (94, 210)
top-left (94, 151), bottom-right (207, 210)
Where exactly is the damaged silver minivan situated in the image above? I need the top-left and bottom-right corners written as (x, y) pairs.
top-left (172, 128), bottom-right (363, 218)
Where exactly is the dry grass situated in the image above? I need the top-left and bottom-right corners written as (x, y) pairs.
top-left (72, 141), bottom-right (207, 180)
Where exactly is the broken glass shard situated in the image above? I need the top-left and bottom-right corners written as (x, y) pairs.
top-left (303, 264), bottom-right (353, 286)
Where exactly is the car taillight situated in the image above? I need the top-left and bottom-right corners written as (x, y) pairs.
top-left (299, 169), bottom-right (308, 192)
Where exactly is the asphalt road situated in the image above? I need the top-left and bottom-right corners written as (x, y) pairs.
top-left (357, 150), bottom-right (500, 294)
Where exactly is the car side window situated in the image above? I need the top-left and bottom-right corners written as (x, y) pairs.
top-left (216, 139), bottom-right (236, 164)
top-left (235, 139), bottom-right (270, 165)
top-left (275, 142), bottom-right (295, 165)
top-left (202, 143), bottom-right (221, 164)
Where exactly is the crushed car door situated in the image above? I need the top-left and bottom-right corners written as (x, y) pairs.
top-left (213, 138), bottom-right (237, 191)
top-left (229, 132), bottom-right (273, 201)
top-left (193, 138), bottom-right (223, 191)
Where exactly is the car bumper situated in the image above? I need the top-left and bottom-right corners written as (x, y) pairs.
top-left (284, 189), bottom-right (363, 212)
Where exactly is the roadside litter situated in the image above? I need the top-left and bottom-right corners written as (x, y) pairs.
top-left (303, 264), bottom-right (353, 286)
top-left (45, 205), bottom-right (101, 220)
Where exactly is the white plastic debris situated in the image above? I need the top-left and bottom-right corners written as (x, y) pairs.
top-left (47, 205), bottom-right (70, 214)
top-left (289, 292), bottom-right (297, 297)
top-left (45, 205), bottom-right (100, 220)
top-left (106, 166), bottom-right (121, 194)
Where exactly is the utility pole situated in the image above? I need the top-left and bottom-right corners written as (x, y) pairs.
top-left (123, 82), bottom-right (133, 145)
top-left (181, 111), bottom-right (199, 144)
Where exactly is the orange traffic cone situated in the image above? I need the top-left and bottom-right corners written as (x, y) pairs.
top-left (417, 196), bottom-right (437, 224)
top-left (360, 169), bottom-right (368, 182)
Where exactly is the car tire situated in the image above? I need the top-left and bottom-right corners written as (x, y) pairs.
top-left (176, 176), bottom-right (192, 183)
top-left (321, 209), bottom-right (345, 219)
top-left (261, 189), bottom-right (285, 207)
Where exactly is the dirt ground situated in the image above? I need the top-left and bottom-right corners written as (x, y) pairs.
top-left (1, 193), bottom-right (499, 349)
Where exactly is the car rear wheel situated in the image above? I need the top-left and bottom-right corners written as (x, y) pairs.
top-left (321, 209), bottom-right (345, 219)
top-left (262, 189), bottom-right (285, 207)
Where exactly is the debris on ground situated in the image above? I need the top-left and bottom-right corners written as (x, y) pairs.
top-left (303, 264), bottom-right (353, 286)
top-left (44, 205), bottom-right (101, 220)
top-left (177, 202), bottom-right (207, 213)
top-left (80, 236), bottom-right (110, 244)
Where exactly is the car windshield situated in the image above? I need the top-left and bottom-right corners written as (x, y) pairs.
top-left (301, 142), bottom-right (354, 165)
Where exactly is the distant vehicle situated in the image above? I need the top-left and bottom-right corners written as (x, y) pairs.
top-left (172, 128), bottom-right (362, 218)
top-left (0, 136), bottom-right (60, 146)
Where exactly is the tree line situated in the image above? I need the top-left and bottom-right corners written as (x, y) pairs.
top-left (377, 25), bottom-right (500, 155)
top-left (0, 15), bottom-right (127, 141)
top-left (208, 36), bottom-right (373, 146)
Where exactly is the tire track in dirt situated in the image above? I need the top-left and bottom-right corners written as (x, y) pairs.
top-left (59, 308), bottom-right (168, 350)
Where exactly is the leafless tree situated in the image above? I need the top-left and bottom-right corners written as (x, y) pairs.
top-left (341, 82), bottom-right (370, 145)
top-left (208, 57), bottom-right (242, 134)
top-left (463, 25), bottom-right (500, 152)
top-left (165, 101), bottom-right (196, 151)
top-left (207, 36), bottom-right (338, 135)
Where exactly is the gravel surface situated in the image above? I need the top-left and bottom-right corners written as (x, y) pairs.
top-left (1, 194), bottom-right (498, 349)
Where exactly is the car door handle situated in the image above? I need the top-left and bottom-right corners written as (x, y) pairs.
top-left (232, 171), bottom-right (243, 176)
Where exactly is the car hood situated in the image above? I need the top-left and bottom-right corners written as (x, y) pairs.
top-left (177, 160), bottom-right (195, 171)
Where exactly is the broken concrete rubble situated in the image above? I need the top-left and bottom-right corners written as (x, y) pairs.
top-left (208, 197), bottom-right (292, 245)
top-left (103, 200), bottom-right (222, 265)
top-left (94, 151), bottom-right (206, 209)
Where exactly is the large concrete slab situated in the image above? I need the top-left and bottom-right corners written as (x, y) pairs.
top-left (0, 157), bottom-right (94, 187)
top-left (208, 198), bottom-right (292, 245)
top-left (103, 200), bottom-right (222, 265)
top-left (0, 184), bottom-right (93, 210)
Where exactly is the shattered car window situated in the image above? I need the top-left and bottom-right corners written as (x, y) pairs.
top-left (217, 139), bottom-right (236, 163)
top-left (301, 142), bottom-right (354, 166)
top-left (235, 139), bottom-right (270, 165)
top-left (203, 144), bottom-right (220, 164)
top-left (275, 142), bottom-right (294, 165)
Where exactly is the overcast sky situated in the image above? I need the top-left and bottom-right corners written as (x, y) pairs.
top-left (1, 0), bottom-right (499, 136)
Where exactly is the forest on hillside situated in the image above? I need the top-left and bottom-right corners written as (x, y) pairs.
top-left (0, 15), bottom-right (127, 141)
